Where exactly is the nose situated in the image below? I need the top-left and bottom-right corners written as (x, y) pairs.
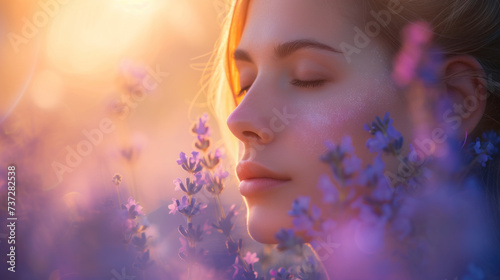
top-left (226, 93), bottom-right (276, 146)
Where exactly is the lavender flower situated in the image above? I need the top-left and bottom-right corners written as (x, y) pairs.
top-left (226, 238), bottom-right (243, 255)
top-left (243, 251), bottom-right (260, 271)
top-left (275, 229), bottom-right (304, 252)
top-left (170, 195), bottom-right (207, 218)
top-left (178, 222), bottom-right (205, 244)
top-left (192, 113), bottom-right (210, 137)
top-left (134, 249), bottom-right (153, 270)
top-left (122, 197), bottom-right (144, 219)
top-left (168, 198), bottom-right (179, 214)
top-left (112, 173), bottom-right (123, 186)
top-left (392, 21), bottom-right (434, 87)
top-left (192, 114), bottom-right (211, 151)
top-left (173, 173), bottom-right (204, 196)
top-left (232, 256), bottom-right (264, 280)
top-left (287, 196), bottom-right (311, 216)
top-left (321, 136), bottom-right (361, 185)
top-left (469, 130), bottom-right (500, 167)
top-left (364, 113), bottom-right (403, 155)
top-left (178, 236), bottom-right (208, 262)
top-left (205, 166), bottom-right (229, 195)
top-left (195, 135), bottom-right (211, 152)
top-left (177, 151), bottom-right (203, 174)
top-left (269, 267), bottom-right (294, 280)
top-left (212, 204), bottom-right (238, 237)
top-left (132, 232), bottom-right (148, 251)
top-left (202, 148), bottom-right (224, 169)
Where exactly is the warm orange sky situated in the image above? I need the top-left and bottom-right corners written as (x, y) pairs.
top-left (0, 0), bottom-right (241, 211)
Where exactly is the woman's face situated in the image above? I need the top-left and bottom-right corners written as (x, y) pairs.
top-left (227, 0), bottom-right (413, 243)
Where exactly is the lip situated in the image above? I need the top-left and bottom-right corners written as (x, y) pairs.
top-left (236, 161), bottom-right (291, 196)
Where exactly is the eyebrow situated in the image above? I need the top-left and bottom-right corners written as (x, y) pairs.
top-left (233, 39), bottom-right (342, 63)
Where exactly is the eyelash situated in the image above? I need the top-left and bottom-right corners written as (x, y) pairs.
top-left (238, 79), bottom-right (326, 96)
top-left (290, 79), bottom-right (326, 88)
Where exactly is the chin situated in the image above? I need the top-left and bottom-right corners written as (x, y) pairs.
top-left (245, 202), bottom-right (292, 244)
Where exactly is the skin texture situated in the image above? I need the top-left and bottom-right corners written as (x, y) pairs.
top-left (226, 0), bottom-right (416, 244)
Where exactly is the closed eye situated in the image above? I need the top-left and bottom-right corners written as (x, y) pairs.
top-left (237, 79), bottom-right (326, 98)
top-left (238, 86), bottom-right (250, 97)
top-left (290, 79), bottom-right (326, 88)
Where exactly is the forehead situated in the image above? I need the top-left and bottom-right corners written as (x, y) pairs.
top-left (238, 0), bottom-right (356, 51)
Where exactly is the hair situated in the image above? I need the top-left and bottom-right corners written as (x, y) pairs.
top-left (204, 0), bottom-right (500, 250)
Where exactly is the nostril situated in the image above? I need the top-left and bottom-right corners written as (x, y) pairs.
top-left (242, 131), bottom-right (260, 139)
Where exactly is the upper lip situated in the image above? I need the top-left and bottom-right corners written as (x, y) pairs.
top-left (236, 161), bottom-right (291, 181)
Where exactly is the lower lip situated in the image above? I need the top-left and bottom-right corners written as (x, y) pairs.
top-left (239, 178), bottom-right (290, 196)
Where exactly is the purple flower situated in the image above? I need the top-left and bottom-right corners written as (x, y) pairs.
top-left (318, 175), bottom-right (340, 204)
top-left (243, 251), bottom-right (260, 266)
top-left (392, 21), bottom-right (434, 87)
top-left (195, 135), bottom-right (211, 151)
top-left (358, 155), bottom-right (392, 200)
top-left (233, 256), bottom-right (263, 280)
top-left (112, 173), bottom-right (122, 186)
top-left (122, 197), bottom-right (144, 219)
top-left (366, 131), bottom-right (391, 153)
top-left (177, 151), bottom-right (203, 174)
top-left (269, 267), bottom-right (294, 280)
top-left (177, 223), bottom-right (209, 262)
top-left (205, 166), bottom-right (229, 195)
top-left (168, 198), bottom-right (178, 215)
top-left (191, 113), bottom-right (210, 137)
top-left (178, 195), bottom-right (190, 211)
top-left (470, 130), bottom-right (500, 167)
top-left (212, 204), bottom-right (238, 237)
top-left (173, 173), bottom-right (204, 195)
top-left (173, 196), bottom-right (207, 218)
top-left (202, 148), bottom-right (224, 169)
top-left (343, 155), bottom-right (362, 176)
top-left (287, 196), bottom-right (310, 216)
top-left (321, 136), bottom-right (360, 183)
top-left (178, 222), bottom-right (205, 244)
top-left (365, 113), bottom-right (403, 155)
top-left (275, 229), bottom-right (304, 251)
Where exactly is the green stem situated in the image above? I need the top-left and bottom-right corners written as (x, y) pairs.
top-left (215, 194), bottom-right (226, 218)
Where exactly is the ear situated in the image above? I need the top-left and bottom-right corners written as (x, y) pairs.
top-left (442, 55), bottom-right (488, 138)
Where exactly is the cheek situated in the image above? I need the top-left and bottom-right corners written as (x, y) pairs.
top-left (292, 84), bottom-right (399, 158)
top-left (287, 78), bottom-right (408, 187)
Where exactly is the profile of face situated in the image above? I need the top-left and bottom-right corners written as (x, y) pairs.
top-left (226, 0), bottom-right (416, 244)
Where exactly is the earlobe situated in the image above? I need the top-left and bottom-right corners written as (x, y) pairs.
top-left (442, 55), bottom-right (488, 138)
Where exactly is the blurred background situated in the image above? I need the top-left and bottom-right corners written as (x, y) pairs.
top-left (0, 1), bottom-right (275, 279)
top-left (0, 0), bottom-right (234, 208)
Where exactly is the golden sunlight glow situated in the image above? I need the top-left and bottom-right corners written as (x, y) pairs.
top-left (46, 0), bottom-right (159, 75)
top-left (113, 0), bottom-right (153, 11)
top-left (29, 69), bottom-right (64, 109)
